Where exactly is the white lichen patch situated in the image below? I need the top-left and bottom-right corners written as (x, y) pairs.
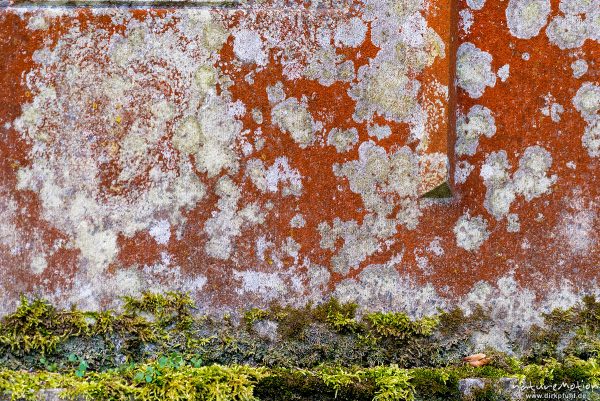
top-left (546, 14), bottom-right (589, 49)
top-left (350, 60), bottom-right (421, 123)
top-left (582, 119), bottom-right (600, 157)
top-left (30, 254), bottom-right (48, 275)
top-left (327, 127), bottom-right (359, 153)
top-left (571, 59), bottom-right (589, 78)
top-left (233, 270), bottom-right (287, 301)
top-left (554, 194), bottom-right (598, 255)
top-left (245, 157), bottom-right (303, 197)
top-left (233, 29), bottom-right (267, 66)
top-left (333, 261), bottom-right (446, 316)
top-left (334, 17), bottom-right (367, 47)
top-left (289, 213), bottom-right (306, 228)
top-left (456, 42), bottom-right (497, 99)
top-left (573, 82), bottom-right (600, 157)
top-left (453, 213), bottom-right (490, 252)
top-left (506, 213), bottom-right (521, 232)
top-left (149, 220), bottom-right (171, 245)
top-left (265, 157), bottom-right (303, 196)
top-left (367, 124), bottom-right (392, 140)
top-left (459, 275), bottom-right (588, 353)
top-left (573, 82), bottom-right (600, 122)
top-left (506, 0), bottom-right (552, 39)
top-left (204, 176), bottom-right (264, 260)
top-left (497, 64), bottom-right (510, 82)
top-left (335, 141), bottom-right (420, 215)
top-left (319, 216), bottom-right (391, 275)
top-left (319, 141), bottom-right (422, 275)
top-left (455, 105), bottom-right (496, 156)
top-left (455, 160), bottom-right (475, 184)
top-left (480, 147), bottom-right (557, 220)
top-left (27, 14), bottom-right (49, 31)
top-left (559, 0), bottom-right (597, 15)
top-left (304, 48), bottom-right (356, 87)
top-left (426, 237), bottom-right (445, 256)
top-left (467, 0), bottom-right (487, 10)
top-left (540, 94), bottom-right (564, 123)
top-left (460, 9), bottom-right (475, 34)
top-left (271, 97), bottom-right (319, 148)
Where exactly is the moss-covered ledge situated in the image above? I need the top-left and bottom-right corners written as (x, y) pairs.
top-left (0, 293), bottom-right (599, 400)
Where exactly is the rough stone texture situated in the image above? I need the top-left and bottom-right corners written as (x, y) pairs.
top-left (458, 378), bottom-right (524, 400)
top-left (457, 378), bottom-right (486, 398)
top-left (0, 0), bottom-right (598, 351)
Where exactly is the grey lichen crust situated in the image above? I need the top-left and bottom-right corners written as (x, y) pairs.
top-left (456, 43), bottom-right (496, 99)
top-left (573, 82), bottom-right (600, 158)
top-left (505, 0), bottom-right (552, 39)
top-left (479, 147), bottom-right (556, 221)
top-left (455, 105), bottom-right (496, 157)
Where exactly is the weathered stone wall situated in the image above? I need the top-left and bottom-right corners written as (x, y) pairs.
top-left (0, 0), bottom-right (598, 352)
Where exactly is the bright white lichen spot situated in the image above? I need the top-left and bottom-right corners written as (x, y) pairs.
top-left (27, 14), bottom-right (49, 30)
top-left (582, 120), bottom-right (600, 157)
top-left (454, 213), bottom-right (490, 252)
top-left (573, 83), bottom-right (600, 157)
top-left (289, 214), bottom-right (306, 228)
top-left (555, 195), bottom-right (598, 255)
top-left (540, 94), bottom-right (564, 123)
top-left (481, 151), bottom-right (516, 219)
top-left (455, 105), bottom-right (496, 156)
top-left (467, 0), bottom-right (487, 10)
top-left (587, 9), bottom-right (600, 41)
top-left (571, 59), bottom-right (589, 78)
top-left (233, 29), bottom-right (267, 66)
top-left (513, 146), bottom-right (557, 201)
top-left (245, 157), bottom-right (303, 197)
top-left (506, 213), bottom-right (521, 232)
top-left (327, 128), bottom-right (359, 153)
top-left (233, 270), bottom-right (286, 301)
top-left (480, 147), bottom-right (557, 220)
top-left (559, 0), bottom-right (597, 15)
top-left (350, 61), bottom-right (421, 122)
top-left (506, 0), bottom-right (552, 39)
top-left (333, 262), bottom-right (445, 316)
top-left (456, 42), bottom-right (497, 99)
top-left (30, 254), bottom-right (48, 275)
top-left (455, 160), bottom-right (475, 184)
top-left (497, 64), bottom-right (510, 82)
top-left (264, 157), bottom-right (303, 196)
top-left (271, 97), bottom-right (319, 148)
top-left (334, 17), bottom-right (367, 47)
top-left (546, 14), bottom-right (588, 49)
top-left (149, 220), bottom-right (171, 245)
top-left (320, 141), bottom-right (422, 275)
top-left (367, 124), bottom-right (392, 140)
top-left (427, 238), bottom-right (445, 256)
top-left (460, 9), bottom-right (475, 34)
top-left (573, 82), bottom-right (600, 122)
top-left (204, 176), bottom-right (266, 261)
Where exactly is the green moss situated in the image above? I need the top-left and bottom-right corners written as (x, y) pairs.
top-left (364, 312), bottom-right (439, 339)
top-left (1, 358), bottom-right (598, 401)
top-left (0, 293), bottom-right (599, 400)
top-left (422, 182), bottom-right (452, 199)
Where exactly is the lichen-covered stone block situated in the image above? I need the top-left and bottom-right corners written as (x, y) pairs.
top-left (0, 0), bottom-right (599, 355)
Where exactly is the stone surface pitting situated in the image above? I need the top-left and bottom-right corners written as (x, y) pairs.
top-left (0, 0), bottom-right (599, 352)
